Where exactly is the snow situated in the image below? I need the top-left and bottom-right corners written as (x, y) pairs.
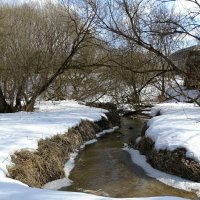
top-left (146, 102), bottom-right (200, 163)
top-left (43, 127), bottom-right (119, 191)
top-left (125, 147), bottom-right (200, 197)
top-left (96, 126), bottom-right (119, 138)
top-left (0, 182), bottom-right (187, 200)
top-left (80, 139), bottom-right (98, 149)
top-left (0, 100), bottom-right (189, 200)
top-left (0, 100), bottom-right (107, 177)
top-left (43, 151), bottom-right (78, 190)
top-left (125, 102), bottom-right (200, 197)
top-left (166, 86), bottom-right (199, 103)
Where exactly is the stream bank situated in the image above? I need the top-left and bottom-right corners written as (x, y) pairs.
top-left (59, 117), bottom-right (196, 199)
top-left (7, 106), bottom-right (120, 188)
top-left (135, 109), bottom-right (200, 183)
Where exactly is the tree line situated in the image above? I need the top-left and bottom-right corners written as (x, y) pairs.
top-left (0, 0), bottom-right (199, 112)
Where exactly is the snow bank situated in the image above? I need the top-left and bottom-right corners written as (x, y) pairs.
top-left (146, 102), bottom-right (200, 163)
top-left (0, 180), bottom-right (187, 200)
top-left (0, 100), bottom-right (188, 200)
top-left (125, 147), bottom-right (200, 197)
top-left (0, 100), bottom-right (106, 178)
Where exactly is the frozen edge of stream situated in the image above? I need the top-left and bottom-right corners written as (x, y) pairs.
top-left (43, 126), bottom-right (119, 190)
top-left (124, 146), bottom-right (200, 197)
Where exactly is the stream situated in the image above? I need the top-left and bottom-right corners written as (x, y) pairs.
top-left (59, 117), bottom-right (197, 199)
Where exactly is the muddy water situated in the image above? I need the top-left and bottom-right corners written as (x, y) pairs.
top-left (60, 117), bottom-right (197, 199)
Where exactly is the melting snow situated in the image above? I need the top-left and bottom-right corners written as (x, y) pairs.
top-left (147, 103), bottom-right (200, 163)
top-left (0, 100), bottom-right (189, 200)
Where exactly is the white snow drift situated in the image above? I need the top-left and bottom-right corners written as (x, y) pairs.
top-left (148, 103), bottom-right (200, 163)
top-left (129, 102), bottom-right (200, 197)
top-left (0, 100), bottom-right (189, 200)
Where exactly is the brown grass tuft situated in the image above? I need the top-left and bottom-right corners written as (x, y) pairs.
top-left (7, 115), bottom-right (119, 187)
top-left (136, 136), bottom-right (200, 182)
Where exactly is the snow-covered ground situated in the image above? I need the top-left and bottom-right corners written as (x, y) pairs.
top-left (148, 103), bottom-right (200, 163)
top-left (131, 102), bottom-right (200, 197)
top-left (0, 100), bottom-right (107, 177)
top-left (0, 100), bottom-right (189, 200)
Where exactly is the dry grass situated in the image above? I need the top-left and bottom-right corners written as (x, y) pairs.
top-left (8, 134), bottom-right (71, 187)
top-left (7, 113), bottom-right (119, 187)
top-left (136, 136), bottom-right (200, 182)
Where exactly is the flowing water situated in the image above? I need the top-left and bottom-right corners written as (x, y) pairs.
top-left (59, 117), bottom-right (197, 199)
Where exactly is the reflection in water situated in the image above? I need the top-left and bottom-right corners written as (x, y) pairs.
top-left (59, 117), bottom-right (197, 199)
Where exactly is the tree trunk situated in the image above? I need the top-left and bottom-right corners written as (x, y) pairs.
top-left (0, 87), bottom-right (13, 113)
top-left (15, 87), bottom-right (23, 111)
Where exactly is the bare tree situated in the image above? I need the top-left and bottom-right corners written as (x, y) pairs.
top-left (0, 1), bottom-right (99, 112)
top-left (87, 0), bottom-right (184, 70)
top-left (82, 0), bottom-right (200, 106)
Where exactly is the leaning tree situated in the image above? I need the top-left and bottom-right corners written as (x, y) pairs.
top-left (0, 0), bottom-right (100, 112)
